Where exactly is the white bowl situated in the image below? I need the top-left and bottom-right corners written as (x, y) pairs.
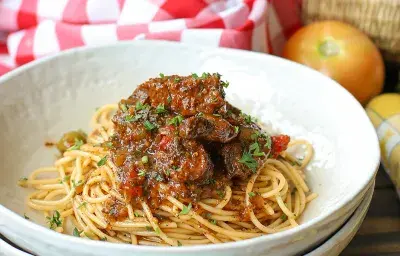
top-left (0, 41), bottom-right (380, 256)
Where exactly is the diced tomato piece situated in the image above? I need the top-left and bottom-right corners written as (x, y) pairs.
top-left (271, 135), bottom-right (290, 158)
top-left (123, 185), bottom-right (143, 197)
top-left (159, 135), bottom-right (172, 151)
top-left (128, 169), bottom-right (138, 179)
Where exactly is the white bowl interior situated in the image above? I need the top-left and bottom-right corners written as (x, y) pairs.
top-left (0, 41), bottom-right (379, 255)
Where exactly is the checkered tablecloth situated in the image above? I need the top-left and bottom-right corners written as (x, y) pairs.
top-left (0, 0), bottom-right (303, 76)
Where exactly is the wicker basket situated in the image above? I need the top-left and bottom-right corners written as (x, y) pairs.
top-left (302, 0), bottom-right (400, 63)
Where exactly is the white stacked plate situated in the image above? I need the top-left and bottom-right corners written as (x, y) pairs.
top-left (0, 42), bottom-right (380, 256)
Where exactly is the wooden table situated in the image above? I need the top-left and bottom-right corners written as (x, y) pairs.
top-left (341, 166), bottom-right (400, 255)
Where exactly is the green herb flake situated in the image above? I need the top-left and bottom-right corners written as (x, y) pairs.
top-left (250, 142), bottom-right (266, 157)
top-left (141, 155), bottom-right (149, 164)
top-left (248, 192), bottom-right (256, 197)
top-left (135, 101), bottom-right (149, 111)
top-left (179, 203), bottom-right (192, 215)
top-left (120, 103), bottom-right (128, 112)
top-left (97, 156), bottom-right (107, 167)
top-left (24, 213), bottom-right (30, 220)
top-left (78, 202), bottom-right (87, 209)
top-left (264, 135), bottom-right (272, 149)
top-left (281, 214), bottom-right (287, 221)
top-left (239, 151), bottom-right (258, 172)
top-left (146, 226), bottom-right (153, 231)
top-left (221, 80), bottom-right (229, 88)
top-left (67, 138), bottom-right (84, 151)
top-left (155, 174), bottom-right (164, 182)
top-left (167, 95), bottom-right (172, 103)
top-left (191, 73), bottom-right (199, 79)
top-left (216, 190), bottom-right (225, 199)
top-left (155, 227), bottom-right (161, 235)
top-left (125, 114), bottom-right (142, 122)
top-left (134, 212), bottom-right (142, 217)
top-left (73, 227), bottom-right (81, 237)
top-left (100, 237), bottom-right (107, 241)
top-left (234, 126), bottom-right (239, 133)
top-left (105, 142), bottom-right (113, 148)
top-left (19, 177), bottom-right (28, 182)
top-left (174, 77), bottom-right (181, 83)
top-left (168, 115), bottom-right (184, 126)
top-left (165, 169), bottom-right (171, 176)
top-left (156, 104), bottom-right (167, 114)
top-left (72, 179), bottom-right (83, 188)
top-left (143, 120), bottom-right (157, 131)
top-left (138, 170), bottom-right (146, 177)
top-left (209, 219), bottom-right (217, 225)
top-left (201, 72), bottom-right (210, 79)
top-left (46, 210), bottom-right (62, 229)
top-left (159, 73), bottom-right (165, 78)
top-left (177, 241), bottom-right (182, 246)
top-left (63, 175), bottom-right (70, 182)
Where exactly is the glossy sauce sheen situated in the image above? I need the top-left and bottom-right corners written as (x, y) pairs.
top-left (106, 74), bottom-right (290, 219)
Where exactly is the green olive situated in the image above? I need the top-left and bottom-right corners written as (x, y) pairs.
top-left (56, 130), bottom-right (87, 153)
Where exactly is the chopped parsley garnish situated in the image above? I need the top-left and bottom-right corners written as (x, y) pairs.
top-left (174, 77), bottom-right (181, 83)
top-left (97, 156), bottom-right (107, 166)
top-left (239, 151), bottom-right (258, 172)
top-left (24, 213), bottom-right (29, 219)
top-left (156, 104), bottom-right (167, 114)
top-left (63, 175), bottom-right (70, 182)
top-left (46, 210), bottom-right (62, 229)
top-left (159, 73), bottom-right (165, 78)
top-left (100, 237), bottom-right (107, 241)
top-left (204, 178), bottom-right (216, 185)
top-left (133, 212), bottom-right (142, 217)
top-left (138, 170), bottom-right (146, 177)
top-left (155, 227), bottom-right (161, 235)
top-left (105, 142), bottom-right (113, 148)
top-left (196, 112), bottom-right (204, 117)
top-left (73, 227), bottom-right (81, 237)
top-left (242, 113), bottom-right (253, 124)
top-left (120, 103), bottom-right (128, 112)
top-left (78, 202), bottom-right (87, 209)
top-left (191, 73), bottom-right (199, 79)
top-left (216, 190), bottom-right (225, 198)
top-left (167, 95), bottom-right (172, 103)
top-left (146, 226), bottom-right (153, 231)
top-left (72, 179), bottom-right (83, 188)
top-left (155, 174), bottom-right (164, 182)
top-left (234, 126), bottom-right (239, 133)
top-left (209, 219), bottom-right (217, 225)
top-left (165, 170), bottom-right (171, 176)
top-left (125, 114), bottom-right (141, 122)
top-left (19, 177), bottom-right (28, 182)
top-left (177, 241), bottom-right (182, 246)
top-left (135, 101), bottom-right (149, 111)
top-left (141, 155), bottom-right (149, 164)
top-left (249, 142), bottom-right (265, 157)
top-left (180, 203), bottom-right (192, 215)
top-left (143, 120), bottom-right (157, 131)
top-left (221, 80), bottom-right (229, 88)
top-left (168, 115), bottom-right (184, 126)
top-left (264, 135), bottom-right (272, 149)
top-left (248, 192), bottom-right (256, 197)
top-left (213, 114), bottom-right (221, 117)
top-left (201, 72), bottom-right (210, 79)
top-left (67, 138), bottom-right (84, 151)
top-left (281, 214), bottom-right (287, 221)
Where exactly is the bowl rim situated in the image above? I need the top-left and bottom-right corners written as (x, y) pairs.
top-left (0, 40), bottom-right (381, 252)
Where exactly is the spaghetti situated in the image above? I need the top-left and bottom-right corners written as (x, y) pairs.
top-left (19, 74), bottom-right (317, 246)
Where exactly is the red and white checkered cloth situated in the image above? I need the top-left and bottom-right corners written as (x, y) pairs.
top-left (0, 0), bottom-right (303, 76)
